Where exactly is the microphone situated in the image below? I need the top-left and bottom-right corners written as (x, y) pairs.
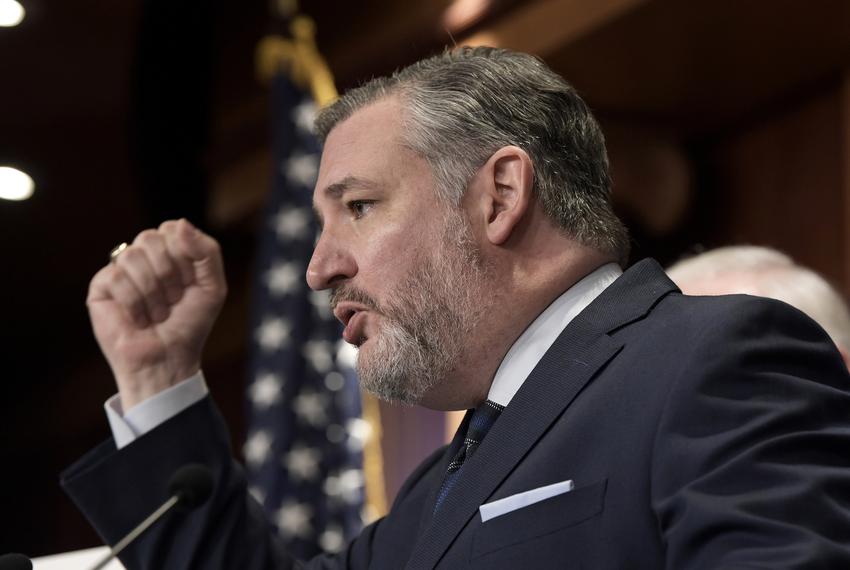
top-left (87, 463), bottom-right (213, 570)
top-left (168, 463), bottom-right (215, 509)
top-left (0, 554), bottom-right (31, 570)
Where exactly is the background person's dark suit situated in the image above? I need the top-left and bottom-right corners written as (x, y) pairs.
top-left (62, 260), bottom-right (850, 568)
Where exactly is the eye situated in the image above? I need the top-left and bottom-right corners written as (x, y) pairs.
top-left (346, 200), bottom-right (374, 219)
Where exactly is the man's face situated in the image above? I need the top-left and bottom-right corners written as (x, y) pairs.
top-left (307, 97), bottom-right (489, 405)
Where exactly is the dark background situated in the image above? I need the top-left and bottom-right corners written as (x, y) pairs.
top-left (2, 0), bottom-right (850, 556)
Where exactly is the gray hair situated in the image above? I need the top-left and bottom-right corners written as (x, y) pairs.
top-left (315, 46), bottom-right (629, 262)
top-left (667, 245), bottom-right (850, 351)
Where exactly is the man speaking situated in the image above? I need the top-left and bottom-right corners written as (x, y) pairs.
top-left (62, 47), bottom-right (850, 568)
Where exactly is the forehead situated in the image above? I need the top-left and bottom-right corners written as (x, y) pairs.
top-left (317, 97), bottom-right (405, 177)
top-left (313, 97), bottom-right (436, 205)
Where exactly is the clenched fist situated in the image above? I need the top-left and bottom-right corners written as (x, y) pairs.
top-left (87, 219), bottom-right (227, 410)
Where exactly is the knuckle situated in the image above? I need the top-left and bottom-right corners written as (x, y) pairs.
top-left (134, 229), bottom-right (159, 247)
top-left (104, 266), bottom-right (125, 287)
top-left (159, 219), bottom-right (179, 233)
top-left (87, 274), bottom-right (107, 300)
top-left (115, 245), bottom-right (142, 265)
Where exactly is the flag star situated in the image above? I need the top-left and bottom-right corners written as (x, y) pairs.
top-left (275, 501), bottom-right (314, 538)
top-left (256, 317), bottom-right (291, 351)
top-left (319, 524), bottom-right (345, 553)
top-left (274, 207), bottom-right (312, 241)
top-left (324, 468), bottom-right (364, 505)
top-left (250, 372), bottom-right (284, 408)
top-left (303, 340), bottom-right (334, 373)
top-left (244, 430), bottom-right (273, 467)
top-left (292, 99), bottom-right (317, 134)
top-left (346, 417), bottom-right (373, 451)
top-left (265, 261), bottom-right (302, 296)
top-left (283, 445), bottom-right (322, 481)
top-left (324, 371), bottom-right (345, 392)
top-left (336, 340), bottom-right (359, 370)
top-left (309, 289), bottom-right (334, 320)
top-left (283, 152), bottom-right (319, 188)
top-left (294, 390), bottom-right (329, 427)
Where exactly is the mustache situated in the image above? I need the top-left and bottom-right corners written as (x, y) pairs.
top-left (329, 284), bottom-right (380, 313)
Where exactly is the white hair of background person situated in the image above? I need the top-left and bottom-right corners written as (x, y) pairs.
top-left (667, 245), bottom-right (850, 367)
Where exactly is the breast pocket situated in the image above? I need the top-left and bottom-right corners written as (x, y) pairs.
top-left (470, 479), bottom-right (607, 566)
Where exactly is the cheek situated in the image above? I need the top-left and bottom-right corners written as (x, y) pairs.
top-left (364, 221), bottom-right (429, 264)
top-left (357, 227), bottom-right (430, 291)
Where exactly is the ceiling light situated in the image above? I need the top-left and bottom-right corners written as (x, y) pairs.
top-left (0, 0), bottom-right (25, 27)
top-left (442, 0), bottom-right (492, 33)
top-left (0, 166), bottom-right (34, 201)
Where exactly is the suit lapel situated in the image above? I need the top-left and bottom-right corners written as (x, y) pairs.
top-left (404, 259), bottom-right (677, 569)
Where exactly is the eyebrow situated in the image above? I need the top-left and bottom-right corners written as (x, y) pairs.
top-left (313, 175), bottom-right (381, 229)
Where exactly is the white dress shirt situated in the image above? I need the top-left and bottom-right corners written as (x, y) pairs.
top-left (105, 371), bottom-right (209, 449)
top-left (105, 263), bottom-right (622, 449)
top-left (487, 263), bottom-right (622, 406)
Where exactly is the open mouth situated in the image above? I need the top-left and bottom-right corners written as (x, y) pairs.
top-left (345, 311), bottom-right (369, 347)
top-left (333, 302), bottom-right (371, 346)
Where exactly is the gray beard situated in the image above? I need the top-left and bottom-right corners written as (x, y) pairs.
top-left (335, 210), bottom-right (488, 405)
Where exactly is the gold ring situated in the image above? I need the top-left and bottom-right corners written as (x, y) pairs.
top-left (109, 242), bottom-right (129, 263)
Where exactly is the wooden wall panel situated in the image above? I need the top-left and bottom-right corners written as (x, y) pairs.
top-left (707, 87), bottom-right (846, 289)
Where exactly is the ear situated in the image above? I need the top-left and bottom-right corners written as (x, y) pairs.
top-left (470, 146), bottom-right (534, 246)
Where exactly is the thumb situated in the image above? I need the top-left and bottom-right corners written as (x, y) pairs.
top-left (176, 219), bottom-right (226, 291)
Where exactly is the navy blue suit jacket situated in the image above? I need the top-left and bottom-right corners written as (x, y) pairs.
top-left (62, 259), bottom-right (850, 568)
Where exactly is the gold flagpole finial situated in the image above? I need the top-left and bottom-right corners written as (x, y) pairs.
top-left (255, 14), bottom-right (338, 107)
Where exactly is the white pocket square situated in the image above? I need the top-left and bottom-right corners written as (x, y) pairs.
top-left (479, 479), bottom-right (575, 522)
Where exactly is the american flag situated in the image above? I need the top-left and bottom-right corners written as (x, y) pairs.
top-left (243, 74), bottom-right (365, 559)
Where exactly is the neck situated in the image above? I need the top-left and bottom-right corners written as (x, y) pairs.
top-left (421, 241), bottom-right (615, 411)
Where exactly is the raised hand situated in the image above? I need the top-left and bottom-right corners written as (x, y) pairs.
top-left (87, 219), bottom-right (227, 410)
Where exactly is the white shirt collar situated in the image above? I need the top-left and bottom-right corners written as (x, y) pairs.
top-left (486, 262), bottom-right (623, 407)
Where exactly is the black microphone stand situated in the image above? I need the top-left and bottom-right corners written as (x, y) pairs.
top-left (87, 463), bottom-right (213, 570)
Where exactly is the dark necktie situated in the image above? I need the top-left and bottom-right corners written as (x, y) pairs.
top-left (434, 399), bottom-right (505, 512)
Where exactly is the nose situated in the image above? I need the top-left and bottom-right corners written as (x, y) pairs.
top-left (306, 231), bottom-right (357, 290)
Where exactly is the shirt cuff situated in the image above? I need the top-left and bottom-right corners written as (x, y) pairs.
top-left (104, 372), bottom-right (209, 450)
